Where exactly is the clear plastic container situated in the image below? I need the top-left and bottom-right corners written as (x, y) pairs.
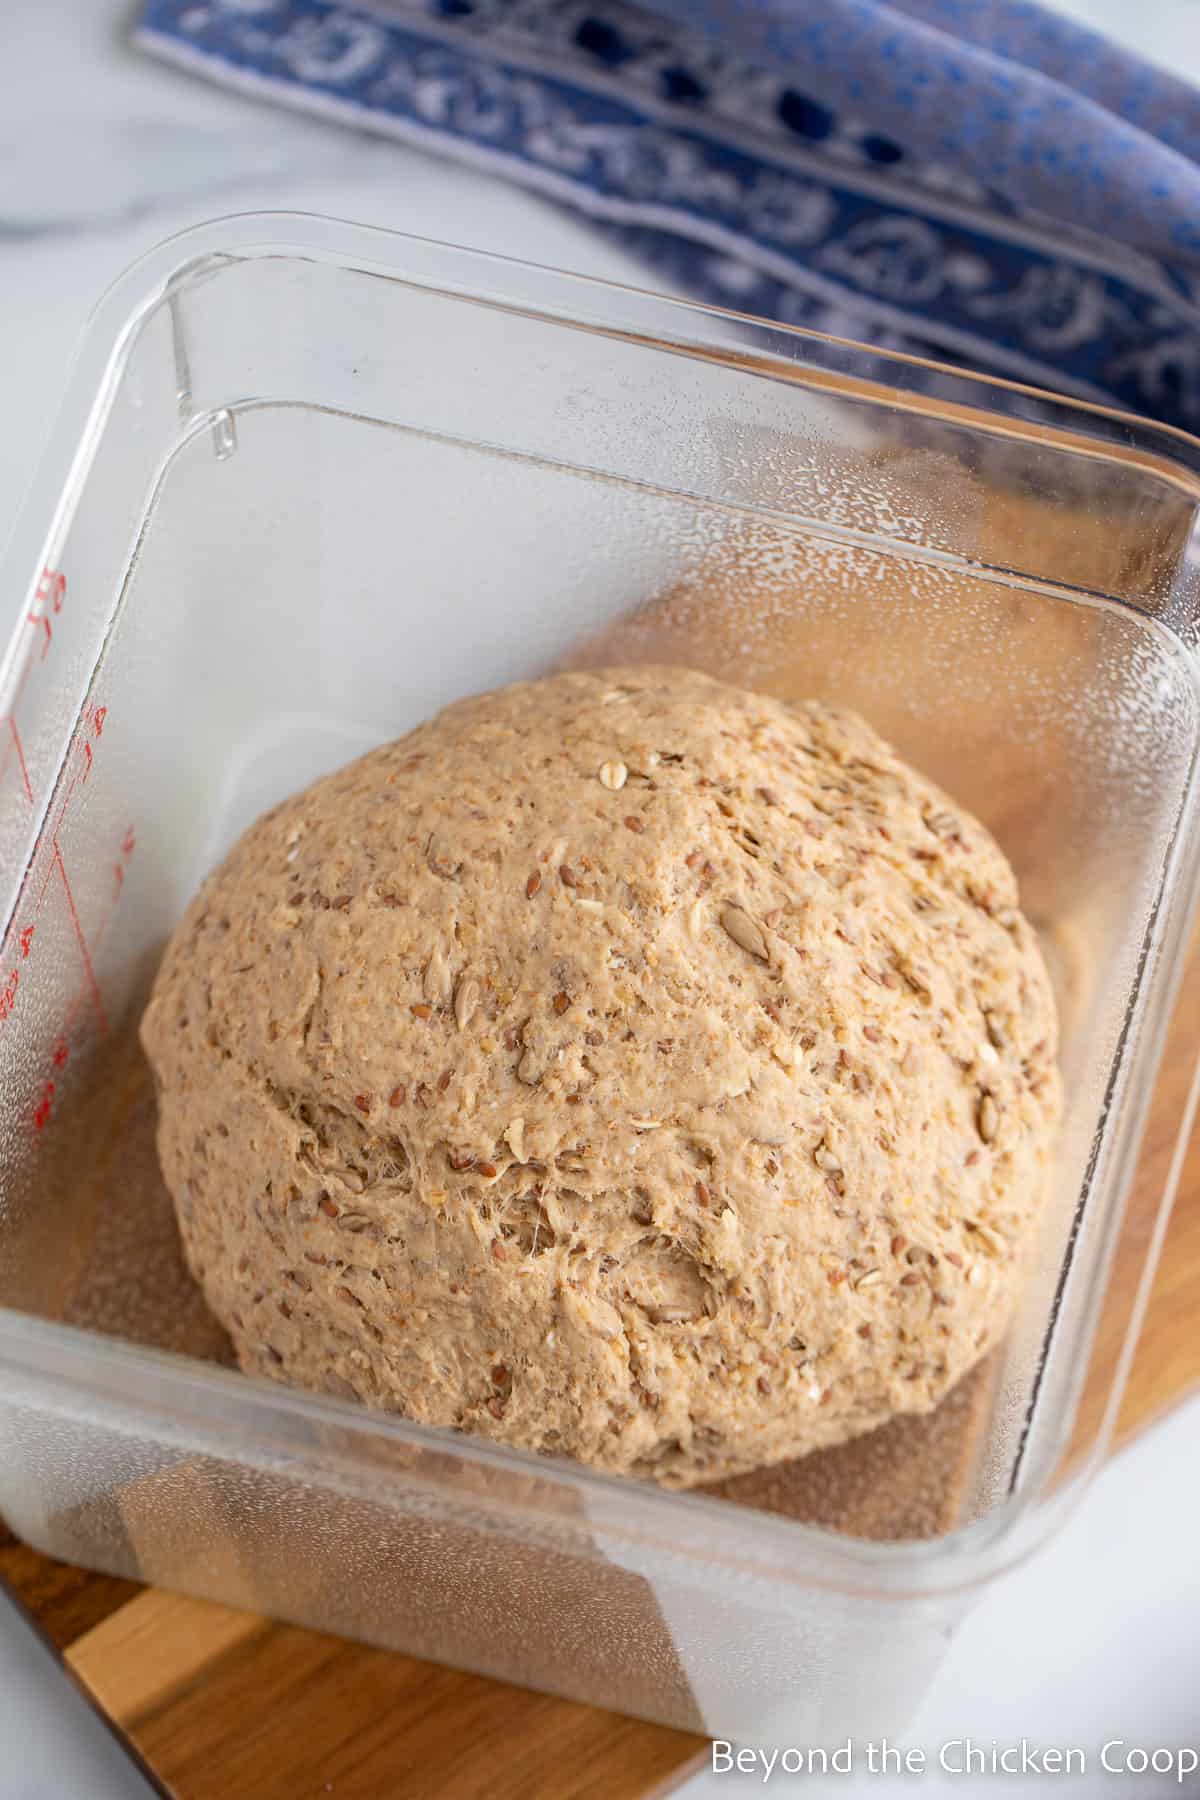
top-left (0, 214), bottom-right (1198, 1745)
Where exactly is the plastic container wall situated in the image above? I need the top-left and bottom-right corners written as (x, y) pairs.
top-left (0, 217), bottom-right (1198, 1741)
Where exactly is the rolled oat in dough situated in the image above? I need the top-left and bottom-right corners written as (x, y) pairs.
top-left (142, 666), bottom-right (1060, 1487)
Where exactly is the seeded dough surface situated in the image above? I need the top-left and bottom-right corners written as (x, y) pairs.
top-left (142, 666), bottom-right (1060, 1487)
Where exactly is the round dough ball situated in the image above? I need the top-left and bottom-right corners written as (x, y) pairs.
top-left (142, 667), bottom-right (1060, 1487)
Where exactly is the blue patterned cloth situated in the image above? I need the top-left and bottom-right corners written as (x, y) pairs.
top-left (135, 0), bottom-right (1200, 431)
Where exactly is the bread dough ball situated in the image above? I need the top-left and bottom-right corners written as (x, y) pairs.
top-left (142, 667), bottom-right (1060, 1487)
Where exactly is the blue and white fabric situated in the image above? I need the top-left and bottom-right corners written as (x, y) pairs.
top-left (135, 0), bottom-right (1200, 431)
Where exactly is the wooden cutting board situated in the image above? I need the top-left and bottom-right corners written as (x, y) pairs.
top-left (2, 924), bottom-right (1196, 1800)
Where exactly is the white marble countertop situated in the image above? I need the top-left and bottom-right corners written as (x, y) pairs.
top-left (1, 5), bottom-right (1198, 1796)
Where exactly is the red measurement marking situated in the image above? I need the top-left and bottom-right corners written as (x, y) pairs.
top-left (3, 718), bottom-right (33, 803)
top-left (33, 753), bottom-right (86, 907)
top-left (90, 825), bottom-right (138, 963)
top-left (55, 845), bottom-right (106, 1035)
top-left (34, 1079), bottom-right (55, 1133)
top-left (0, 926), bottom-right (34, 1025)
top-left (36, 846), bottom-right (57, 909)
top-left (38, 567), bottom-right (66, 613)
top-left (10, 709), bottom-right (125, 1128)
top-left (29, 566), bottom-right (66, 661)
top-left (0, 659), bottom-right (36, 803)
top-left (43, 715), bottom-right (96, 850)
top-left (51, 766), bottom-right (81, 845)
top-left (47, 815), bottom-right (134, 1049)
top-left (32, 1035), bottom-right (71, 1137)
top-left (34, 700), bottom-right (112, 852)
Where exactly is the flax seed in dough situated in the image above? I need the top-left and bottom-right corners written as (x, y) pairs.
top-left (141, 666), bottom-right (1060, 1488)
